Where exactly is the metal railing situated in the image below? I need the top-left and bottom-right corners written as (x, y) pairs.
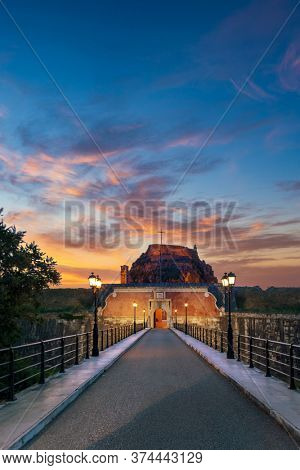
top-left (0, 323), bottom-right (145, 401)
top-left (175, 323), bottom-right (300, 390)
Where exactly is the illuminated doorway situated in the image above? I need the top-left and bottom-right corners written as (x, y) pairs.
top-left (154, 307), bottom-right (168, 328)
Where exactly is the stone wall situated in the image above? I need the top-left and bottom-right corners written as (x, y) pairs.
top-left (16, 311), bottom-right (300, 346)
top-left (16, 313), bottom-right (93, 345)
top-left (102, 289), bottom-right (220, 327)
top-left (189, 312), bottom-right (300, 344)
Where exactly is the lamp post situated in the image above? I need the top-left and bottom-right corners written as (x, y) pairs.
top-left (184, 303), bottom-right (188, 334)
top-left (143, 309), bottom-right (146, 329)
top-left (88, 272), bottom-right (102, 357)
top-left (133, 301), bottom-right (137, 334)
top-left (174, 309), bottom-right (178, 328)
top-left (221, 272), bottom-right (236, 359)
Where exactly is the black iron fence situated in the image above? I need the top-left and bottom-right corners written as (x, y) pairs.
top-left (175, 323), bottom-right (300, 390)
top-left (0, 323), bottom-right (144, 402)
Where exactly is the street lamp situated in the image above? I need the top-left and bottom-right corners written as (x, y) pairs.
top-left (88, 272), bottom-right (102, 356)
top-left (174, 309), bottom-right (178, 328)
top-left (143, 309), bottom-right (146, 329)
top-left (221, 272), bottom-right (236, 359)
top-left (184, 302), bottom-right (188, 334)
top-left (133, 301), bottom-right (137, 334)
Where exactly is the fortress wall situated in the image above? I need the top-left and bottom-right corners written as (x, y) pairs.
top-left (101, 291), bottom-right (151, 325)
top-left (102, 289), bottom-right (220, 325)
top-left (166, 291), bottom-right (220, 323)
top-left (189, 313), bottom-right (300, 344)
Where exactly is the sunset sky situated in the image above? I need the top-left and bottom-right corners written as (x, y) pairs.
top-left (0, 0), bottom-right (300, 288)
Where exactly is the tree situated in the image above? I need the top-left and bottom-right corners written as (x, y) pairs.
top-left (0, 209), bottom-right (61, 346)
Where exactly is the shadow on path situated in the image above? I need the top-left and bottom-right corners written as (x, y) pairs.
top-left (26, 330), bottom-right (297, 450)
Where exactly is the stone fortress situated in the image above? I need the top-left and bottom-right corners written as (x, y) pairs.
top-left (100, 244), bottom-right (222, 328)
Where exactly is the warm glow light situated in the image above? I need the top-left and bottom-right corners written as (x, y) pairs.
top-left (88, 272), bottom-right (97, 287)
top-left (174, 309), bottom-right (178, 313)
top-left (184, 302), bottom-right (188, 307)
top-left (95, 275), bottom-right (102, 289)
top-left (221, 273), bottom-right (229, 287)
top-left (133, 301), bottom-right (137, 308)
top-left (143, 309), bottom-right (146, 313)
top-left (228, 272), bottom-right (236, 286)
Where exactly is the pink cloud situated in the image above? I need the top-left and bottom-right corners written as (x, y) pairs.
top-left (278, 39), bottom-right (300, 92)
top-left (230, 78), bottom-right (274, 101)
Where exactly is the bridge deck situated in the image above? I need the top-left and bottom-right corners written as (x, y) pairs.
top-left (26, 329), bottom-right (296, 449)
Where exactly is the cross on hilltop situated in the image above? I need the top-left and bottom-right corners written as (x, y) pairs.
top-left (158, 228), bottom-right (165, 246)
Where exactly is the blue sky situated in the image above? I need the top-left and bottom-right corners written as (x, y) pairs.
top-left (0, 0), bottom-right (300, 287)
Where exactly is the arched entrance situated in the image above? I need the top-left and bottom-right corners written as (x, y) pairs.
top-left (154, 307), bottom-right (168, 328)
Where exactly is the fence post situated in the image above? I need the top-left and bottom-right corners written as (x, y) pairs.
top-left (106, 329), bottom-right (109, 348)
top-left (86, 332), bottom-right (90, 359)
top-left (289, 343), bottom-right (296, 390)
top-left (60, 338), bottom-right (65, 373)
top-left (220, 331), bottom-right (223, 353)
top-left (214, 330), bottom-right (218, 350)
top-left (101, 330), bottom-right (104, 351)
top-left (75, 335), bottom-right (79, 365)
top-left (39, 341), bottom-right (45, 384)
top-left (111, 329), bottom-right (114, 346)
top-left (8, 347), bottom-right (16, 401)
top-left (265, 340), bottom-right (271, 377)
top-left (249, 337), bottom-right (254, 368)
top-left (237, 334), bottom-right (241, 361)
top-left (210, 330), bottom-right (213, 347)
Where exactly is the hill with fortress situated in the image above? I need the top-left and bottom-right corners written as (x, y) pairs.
top-left (123, 244), bottom-right (218, 284)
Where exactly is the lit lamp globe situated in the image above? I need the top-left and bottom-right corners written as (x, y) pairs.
top-left (133, 301), bottom-right (137, 308)
top-left (95, 275), bottom-right (102, 289)
top-left (221, 273), bottom-right (229, 288)
top-left (228, 272), bottom-right (236, 286)
top-left (88, 272), bottom-right (97, 288)
top-left (184, 302), bottom-right (188, 308)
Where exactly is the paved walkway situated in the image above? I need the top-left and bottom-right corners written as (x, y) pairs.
top-left (173, 328), bottom-right (300, 443)
top-left (26, 330), bottom-right (297, 450)
top-left (0, 329), bottom-right (148, 449)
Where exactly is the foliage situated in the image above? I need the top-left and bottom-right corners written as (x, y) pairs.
top-left (0, 209), bottom-right (61, 346)
top-left (37, 288), bottom-right (92, 315)
top-left (235, 286), bottom-right (300, 314)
